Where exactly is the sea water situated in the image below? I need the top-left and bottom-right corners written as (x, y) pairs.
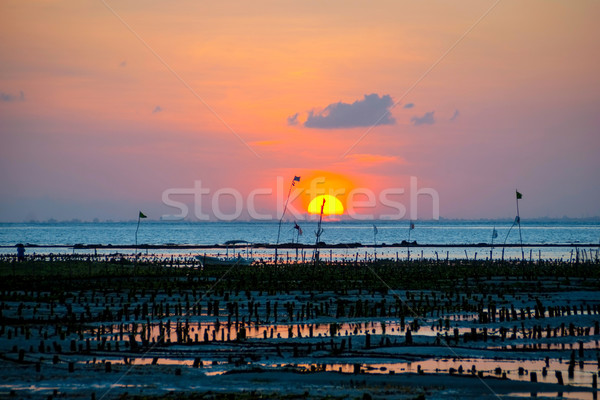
top-left (1, 220), bottom-right (598, 261)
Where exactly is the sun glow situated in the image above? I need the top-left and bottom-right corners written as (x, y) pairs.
top-left (307, 195), bottom-right (345, 215)
top-left (294, 171), bottom-right (356, 213)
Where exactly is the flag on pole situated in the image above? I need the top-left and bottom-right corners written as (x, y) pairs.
top-left (294, 222), bottom-right (303, 235)
top-left (410, 222), bottom-right (415, 230)
top-left (492, 228), bottom-right (498, 239)
top-left (135, 211), bottom-right (147, 250)
top-left (514, 190), bottom-right (524, 259)
top-left (277, 175), bottom-right (301, 257)
top-left (373, 224), bottom-right (378, 235)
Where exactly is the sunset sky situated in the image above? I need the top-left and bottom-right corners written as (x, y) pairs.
top-left (1, 1), bottom-right (599, 221)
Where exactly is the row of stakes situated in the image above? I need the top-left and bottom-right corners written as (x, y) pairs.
top-left (4, 292), bottom-right (600, 326)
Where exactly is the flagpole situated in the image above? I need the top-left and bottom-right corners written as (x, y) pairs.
top-left (516, 190), bottom-right (524, 260)
top-left (293, 221), bottom-right (302, 262)
top-left (313, 198), bottom-right (325, 266)
top-left (491, 227), bottom-right (494, 260)
top-left (491, 226), bottom-right (496, 260)
top-left (135, 214), bottom-right (141, 253)
top-left (295, 227), bottom-right (299, 261)
top-left (276, 177), bottom-right (298, 264)
top-left (373, 225), bottom-right (377, 261)
top-left (407, 221), bottom-right (412, 261)
top-left (135, 211), bottom-right (148, 259)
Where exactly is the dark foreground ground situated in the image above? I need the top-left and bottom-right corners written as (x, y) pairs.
top-left (0, 257), bottom-right (599, 399)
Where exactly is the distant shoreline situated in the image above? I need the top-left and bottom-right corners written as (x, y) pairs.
top-left (2, 217), bottom-right (600, 224)
top-left (1, 242), bottom-right (599, 250)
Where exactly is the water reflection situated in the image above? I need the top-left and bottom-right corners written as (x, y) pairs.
top-left (69, 355), bottom-right (600, 389)
top-left (87, 319), bottom-right (481, 343)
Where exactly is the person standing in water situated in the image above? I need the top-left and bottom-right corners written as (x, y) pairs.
top-left (16, 244), bottom-right (25, 261)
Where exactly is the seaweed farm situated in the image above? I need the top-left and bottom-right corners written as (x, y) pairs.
top-left (0, 255), bottom-right (599, 399)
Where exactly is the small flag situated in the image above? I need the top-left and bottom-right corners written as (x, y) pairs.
top-left (410, 222), bottom-right (415, 230)
top-left (292, 176), bottom-right (301, 186)
top-left (294, 222), bottom-right (303, 235)
top-left (139, 211), bottom-right (147, 219)
top-left (516, 191), bottom-right (522, 199)
top-left (492, 228), bottom-right (498, 239)
top-left (373, 224), bottom-right (378, 235)
top-left (515, 216), bottom-right (520, 224)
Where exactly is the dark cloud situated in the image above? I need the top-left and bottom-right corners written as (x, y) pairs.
top-left (1, 91), bottom-right (25, 102)
top-left (411, 111), bottom-right (435, 126)
top-left (152, 105), bottom-right (162, 114)
top-left (286, 112), bottom-right (299, 126)
top-left (403, 103), bottom-right (414, 109)
top-left (450, 109), bottom-right (460, 121)
top-left (303, 93), bottom-right (395, 129)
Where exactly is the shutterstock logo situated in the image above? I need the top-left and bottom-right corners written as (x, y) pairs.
top-left (161, 176), bottom-right (439, 221)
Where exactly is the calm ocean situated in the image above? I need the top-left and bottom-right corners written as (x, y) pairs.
top-left (1, 219), bottom-right (599, 260)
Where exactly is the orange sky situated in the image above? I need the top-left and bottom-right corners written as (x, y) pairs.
top-left (1, 1), bottom-right (599, 221)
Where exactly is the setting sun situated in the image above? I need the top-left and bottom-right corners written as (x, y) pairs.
top-left (307, 195), bottom-right (345, 215)
top-left (294, 171), bottom-right (357, 213)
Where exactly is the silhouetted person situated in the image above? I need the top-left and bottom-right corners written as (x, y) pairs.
top-left (16, 243), bottom-right (25, 261)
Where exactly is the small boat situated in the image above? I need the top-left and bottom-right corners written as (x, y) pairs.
top-left (196, 240), bottom-right (255, 266)
top-left (196, 254), bottom-right (254, 266)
